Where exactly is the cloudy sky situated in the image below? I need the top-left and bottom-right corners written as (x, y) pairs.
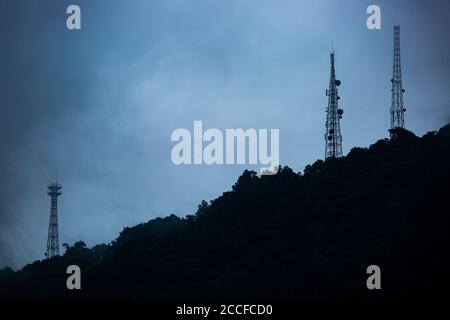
top-left (0, 0), bottom-right (449, 268)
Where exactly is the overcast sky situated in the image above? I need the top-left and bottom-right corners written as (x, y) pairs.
top-left (0, 0), bottom-right (449, 269)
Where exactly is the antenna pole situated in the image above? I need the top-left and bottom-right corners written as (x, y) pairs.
top-left (46, 182), bottom-right (62, 259)
top-left (324, 52), bottom-right (344, 159)
top-left (390, 25), bottom-right (406, 130)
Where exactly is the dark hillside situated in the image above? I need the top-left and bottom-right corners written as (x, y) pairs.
top-left (1, 125), bottom-right (449, 299)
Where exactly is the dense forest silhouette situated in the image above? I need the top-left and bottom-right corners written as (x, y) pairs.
top-left (1, 124), bottom-right (449, 299)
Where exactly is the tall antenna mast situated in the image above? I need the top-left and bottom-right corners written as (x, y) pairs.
top-left (46, 182), bottom-right (62, 259)
top-left (390, 25), bottom-right (406, 130)
top-left (324, 51), bottom-right (344, 159)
